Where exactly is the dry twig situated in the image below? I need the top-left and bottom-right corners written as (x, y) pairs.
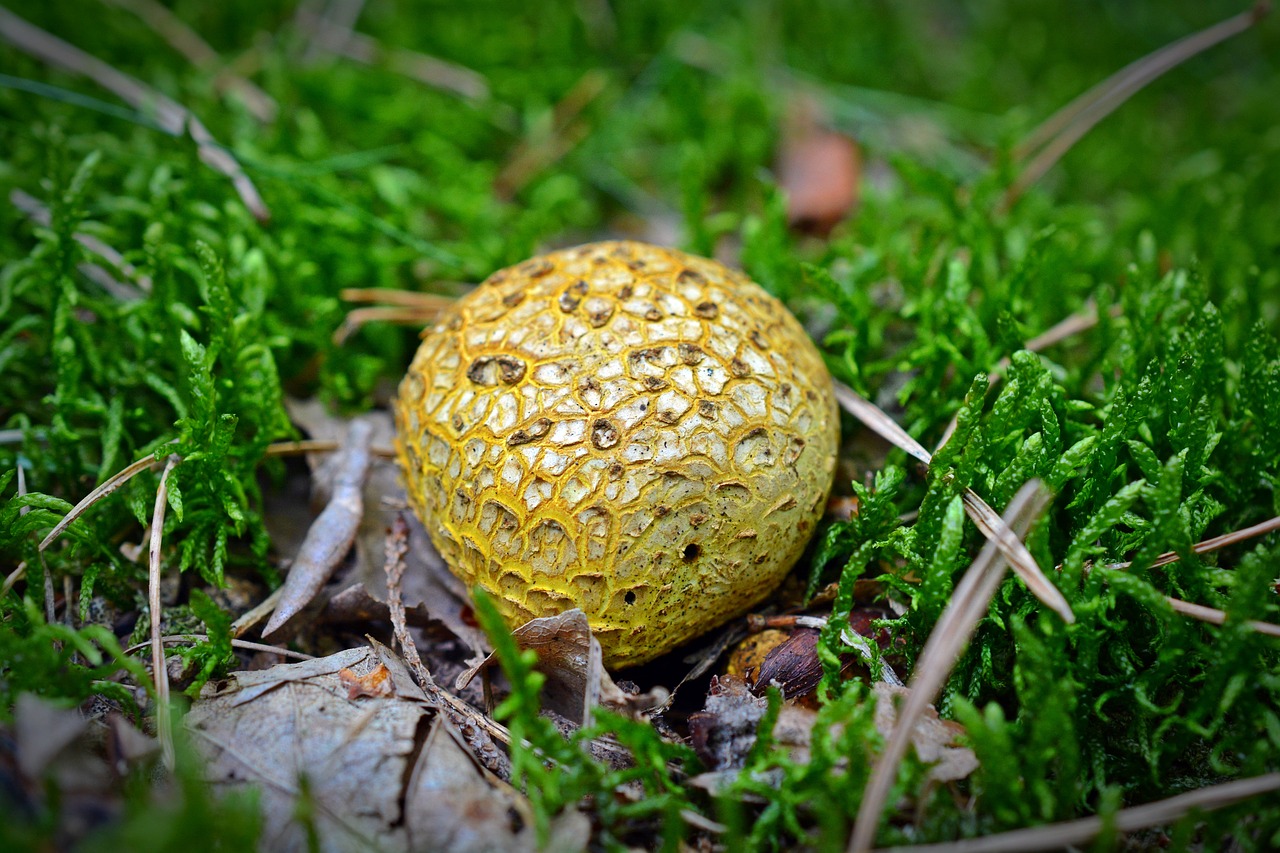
top-left (98, 0), bottom-right (278, 122)
top-left (333, 306), bottom-right (448, 345)
top-left (1096, 512), bottom-right (1280, 638)
top-left (1106, 513), bottom-right (1280, 573)
top-left (380, 513), bottom-right (518, 772)
top-left (495, 69), bottom-right (610, 198)
top-left (383, 513), bottom-right (424, 680)
top-left (39, 450), bottom-right (171, 551)
top-left (125, 634), bottom-right (316, 661)
top-left (11, 189), bottom-right (151, 298)
top-left (849, 481), bottom-right (1052, 853)
top-left (294, 2), bottom-right (489, 100)
top-left (0, 6), bottom-right (270, 221)
top-left (935, 300), bottom-right (1124, 450)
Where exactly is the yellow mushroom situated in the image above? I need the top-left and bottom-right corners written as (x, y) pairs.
top-left (394, 241), bottom-right (839, 667)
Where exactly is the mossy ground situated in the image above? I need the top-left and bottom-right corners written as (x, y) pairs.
top-left (3, 1), bottom-right (1280, 850)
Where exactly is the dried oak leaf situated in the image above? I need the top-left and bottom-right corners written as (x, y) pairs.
top-left (186, 646), bottom-right (578, 853)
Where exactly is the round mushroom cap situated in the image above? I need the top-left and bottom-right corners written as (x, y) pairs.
top-left (394, 241), bottom-right (839, 668)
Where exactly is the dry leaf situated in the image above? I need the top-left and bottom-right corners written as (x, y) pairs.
top-left (778, 100), bottom-right (860, 235)
top-left (339, 663), bottom-right (395, 699)
top-left (263, 418), bottom-right (374, 637)
top-left (186, 645), bottom-right (556, 853)
top-left (871, 683), bottom-right (978, 784)
top-left (685, 676), bottom-right (977, 787)
top-left (456, 609), bottom-right (667, 725)
top-left (687, 675), bottom-right (767, 772)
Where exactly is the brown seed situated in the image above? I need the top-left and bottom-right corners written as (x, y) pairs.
top-left (694, 301), bottom-right (719, 319)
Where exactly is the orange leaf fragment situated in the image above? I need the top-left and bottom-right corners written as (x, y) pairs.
top-left (340, 663), bottom-right (395, 699)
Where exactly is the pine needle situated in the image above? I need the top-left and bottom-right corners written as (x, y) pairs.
top-left (849, 480), bottom-right (1053, 853)
top-left (39, 450), bottom-right (171, 551)
top-left (833, 381), bottom-right (1074, 623)
top-left (0, 7), bottom-right (270, 221)
top-left (1007, 3), bottom-right (1270, 203)
top-left (873, 771), bottom-right (1280, 853)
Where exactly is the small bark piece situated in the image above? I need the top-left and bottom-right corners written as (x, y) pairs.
top-left (263, 419), bottom-right (374, 638)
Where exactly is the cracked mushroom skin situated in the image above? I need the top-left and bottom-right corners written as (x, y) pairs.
top-left (394, 241), bottom-right (839, 668)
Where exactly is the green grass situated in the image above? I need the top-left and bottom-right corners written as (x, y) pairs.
top-left (3, 0), bottom-right (1280, 850)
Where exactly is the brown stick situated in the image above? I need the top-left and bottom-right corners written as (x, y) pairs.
top-left (340, 287), bottom-right (464, 309)
top-left (332, 306), bottom-right (447, 344)
top-left (263, 438), bottom-right (396, 459)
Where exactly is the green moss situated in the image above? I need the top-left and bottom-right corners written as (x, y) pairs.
top-left (3, 0), bottom-right (1280, 848)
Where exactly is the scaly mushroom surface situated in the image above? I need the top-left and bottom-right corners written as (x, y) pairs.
top-left (394, 241), bottom-right (838, 667)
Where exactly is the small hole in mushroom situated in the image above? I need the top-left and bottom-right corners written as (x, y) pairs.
top-left (683, 543), bottom-right (700, 562)
top-left (625, 591), bottom-right (637, 605)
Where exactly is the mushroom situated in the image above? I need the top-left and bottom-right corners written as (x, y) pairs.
top-left (393, 241), bottom-right (839, 667)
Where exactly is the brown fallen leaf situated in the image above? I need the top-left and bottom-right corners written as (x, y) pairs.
top-left (686, 676), bottom-right (977, 787)
top-left (870, 683), bottom-right (978, 785)
top-left (456, 609), bottom-right (668, 726)
top-left (283, 398), bottom-right (489, 658)
top-left (186, 645), bottom-right (578, 853)
top-left (778, 99), bottom-right (861, 235)
top-left (5, 694), bottom-right (158, 848)
top-left (687, 675), bottom-right (768, 772)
